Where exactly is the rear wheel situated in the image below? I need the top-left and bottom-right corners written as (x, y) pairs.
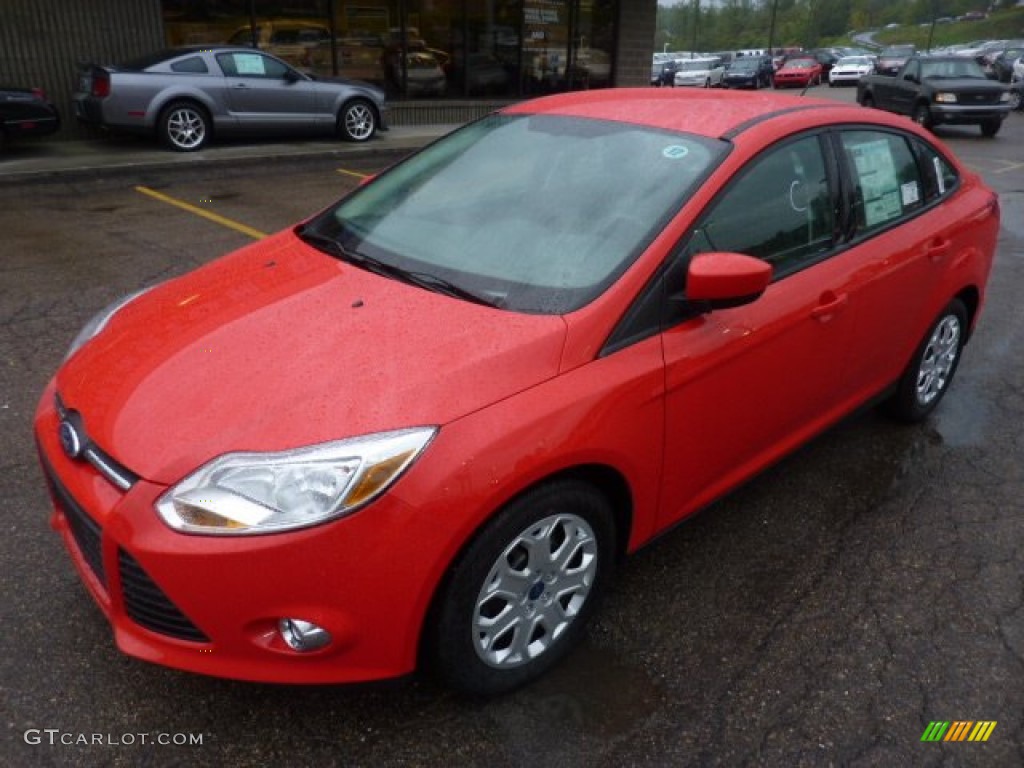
top-left (980, 118), bottom-right (1002, 138)
top-left (337, 99), bottom-right (376, 142)
top-left (428, 480), bottom-right (616, 695)
top-left (158, 101), bottom-right (209, 152)
top-left (861, 92), bottom-right (874, 107)
top-left (885, 299), bottom-right (968, 423)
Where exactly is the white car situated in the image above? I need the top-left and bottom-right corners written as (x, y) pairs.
top-left (674, 57), bottom-right (725, 88)
top-left (829, 55), bottom-right (874, 86)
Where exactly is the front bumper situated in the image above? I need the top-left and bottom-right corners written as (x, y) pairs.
top-left (34, 380), bottom-right (443, 684)
top-left (930, 103), bottom-right (1011, 125)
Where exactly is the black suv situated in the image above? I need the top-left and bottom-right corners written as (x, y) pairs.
top-left (722, 56), bottom-right (774, 89)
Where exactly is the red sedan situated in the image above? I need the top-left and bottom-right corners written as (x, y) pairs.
top-left (774, 56), bottom-right (824, 88)
top-left (36, 88), bottom-right (998, 695)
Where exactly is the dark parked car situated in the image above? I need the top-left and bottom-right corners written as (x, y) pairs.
top-left (73, 46), bottom-right (387, 151)
top-left (653, 59), bottom-right (681, 87)
top-left (876, 44), bottom-right (916, 76)
top-left (0, 85), bottom-right (60, 149)
top-left (722, 56), bottom-right (774, 89)
top-left (858, 55), bottom-right (1011, 137)
top-left (986, 44), bottom-right (1024, 82)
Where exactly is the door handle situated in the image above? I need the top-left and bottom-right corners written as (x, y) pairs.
top-left (811, 291), bottom-right (848, 322)
top-left (232, 83), bottom-right (251, 89)
top-left (925, 238), bottom-right (951, 263)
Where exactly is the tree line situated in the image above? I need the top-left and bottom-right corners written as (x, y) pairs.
top-left (655, 0), bottom-right (1018, 52)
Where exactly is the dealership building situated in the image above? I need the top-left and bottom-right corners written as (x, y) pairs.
top-left (2, 0), bottom-right (658, 139)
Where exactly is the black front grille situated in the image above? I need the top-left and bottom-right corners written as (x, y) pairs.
top-left (118, 550), bottom-right (209, 643)
top-left (40, 453), bottom-right (107, 587)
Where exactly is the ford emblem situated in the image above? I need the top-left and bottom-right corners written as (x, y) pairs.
top-left (58, 419), bottom-right (84, 459)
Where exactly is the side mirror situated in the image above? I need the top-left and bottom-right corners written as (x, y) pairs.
top-left (687, 251), bottom-right (772, 309)
top-left (283, 69), bottom-right (301, 83)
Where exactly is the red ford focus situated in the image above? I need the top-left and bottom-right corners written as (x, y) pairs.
top-left (35, 89), bottom-right (998, 695)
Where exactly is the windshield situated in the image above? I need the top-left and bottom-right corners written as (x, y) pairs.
top-left (838, 57), bottom-right (870, 66)
top-left (679, 60), bottom-right (716, 71)
top-left (730, 60), bottom-right (758, 71)
top-left (304, 114), bottom-right (727, 314)
top-left (921, 59), bottom-right (987, 79)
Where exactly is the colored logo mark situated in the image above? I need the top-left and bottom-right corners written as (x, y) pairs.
top-left (921, 721), bottom-right (997, 742)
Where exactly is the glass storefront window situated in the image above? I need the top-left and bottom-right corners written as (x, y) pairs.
top-left (161, 0), bottom-right (614, 100)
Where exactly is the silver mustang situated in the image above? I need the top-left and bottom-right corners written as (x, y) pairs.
top-left (73, 45), bottom-right (387, 152)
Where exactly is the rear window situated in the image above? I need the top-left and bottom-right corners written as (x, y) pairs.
top-left (119, 49), bottom-right (185, 71)
top-left (170, 56), bottom-right (209, 74)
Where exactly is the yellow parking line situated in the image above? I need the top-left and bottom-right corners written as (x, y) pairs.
top-left (336, 168), bottom-right (370, 180)
top-left (135, 186), bottom-right (267, 240)
top-left (994, 160), bottom-right (1024, 174)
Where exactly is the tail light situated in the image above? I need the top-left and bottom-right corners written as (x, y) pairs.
top-left (31, 87), bottom-right (47, 100)
top-left (91, 72), bottom-right (110, 98)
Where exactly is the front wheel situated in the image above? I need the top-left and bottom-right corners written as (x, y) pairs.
top-left (427, 480), bottom-right (616, 695)
top-left (885, 299), bottom-right (968, 423)
top-left (1010, 88), bottom-right (1022, 111)
top-left (159, 101), bottom-right (209, 152)
top-left (912, 102), bottom-right (933, 130)
top-left (338, 99), bottom-right (377, 142)
top-left (980, 118), bottom-right (1002, 137)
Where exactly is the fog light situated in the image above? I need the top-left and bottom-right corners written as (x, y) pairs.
top-left (278, 618), bottom-right (332, 652)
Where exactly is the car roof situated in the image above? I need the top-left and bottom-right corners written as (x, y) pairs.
top-left (502, 88), bottom-right (887, 140)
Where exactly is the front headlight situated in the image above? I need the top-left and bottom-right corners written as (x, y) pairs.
top-left (999, 91), bottom-right (1010, 102)
top-left (65, 286), bottom-right (154, 361)
top-left (156, 427), bottom-right (436, 535)
top-left (934, 92), bottom-right (958, 104)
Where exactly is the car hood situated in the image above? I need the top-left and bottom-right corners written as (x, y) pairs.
top-left (922, 76), bottom-right (1005, 91)
top-left (56, 231), bottom-right (567, 485)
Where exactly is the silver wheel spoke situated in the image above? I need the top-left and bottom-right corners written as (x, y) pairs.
top-left (916, 315), bottom-right (960, 405)
top-left (472, 512), bottom-right (599, 669)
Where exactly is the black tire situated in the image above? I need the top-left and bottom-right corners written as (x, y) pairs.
top-left (861, 92), bottom-right (874, 108)
top-left (912, 102), bottom-right (933, 130)
top-left (158, 101), bottom-right (209, 152)
top-left (885, 299), bottom-right (968, 423)
top-left (980, 118), bottom-right (1001, 138)
top-left (427, 479), bottom-right (616, 696)
top-left (1010, 88), bottom-right (1022, 111)
top-left (338, 99), bottom-right (377, 142)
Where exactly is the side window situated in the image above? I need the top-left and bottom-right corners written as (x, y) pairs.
top-left (911, 138), bottom-right (959, 202)
top-left (217, 52), bottom-right (289, 79)
top-left (840, 131), bottom-right (923, 233)
top-left (170, 56), bottom-right (208, 74)
top-left (689, 135), bottom-right (834, 276)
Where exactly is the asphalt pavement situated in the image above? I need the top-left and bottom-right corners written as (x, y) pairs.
top-left (0, 124), bottom-right (456, 186)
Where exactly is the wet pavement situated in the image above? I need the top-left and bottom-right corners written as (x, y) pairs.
top-left (2, 91), bottom-right (1023, 766)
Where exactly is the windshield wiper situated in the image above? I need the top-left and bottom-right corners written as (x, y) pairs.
top-left (297, 226), bottom-right (498, 308)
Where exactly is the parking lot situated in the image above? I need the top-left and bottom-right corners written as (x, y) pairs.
top-left (2, 88), bottom-right (1023, 766)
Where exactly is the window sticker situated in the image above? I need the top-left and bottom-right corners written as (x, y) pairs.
top-left (848, 138), bottom-right (901, 227)
top-left (901, 181), bottom-right (920, 207)
top-left (234, 54), bottom-right (266, 76)
top-left (933, 157), bottom-right (946, 195)
top-left (663, 145), bottom-right (689, 160)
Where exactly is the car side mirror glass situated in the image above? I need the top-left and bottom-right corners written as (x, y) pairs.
top-left (686, 251), bottom-right (772, 310)
top-left (283, 69), bottom-right (301, 83)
